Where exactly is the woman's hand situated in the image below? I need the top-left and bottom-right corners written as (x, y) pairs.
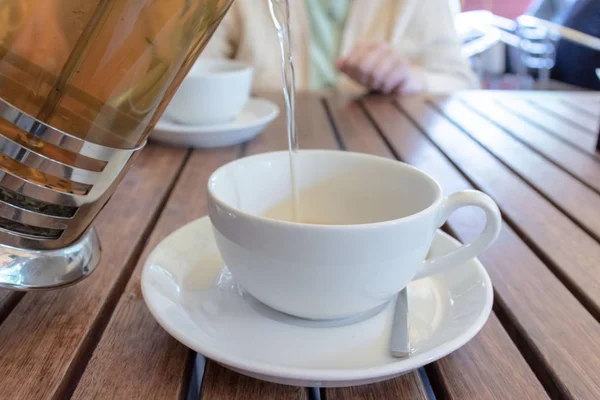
top-left (336, 42), bottom-right (425, 95)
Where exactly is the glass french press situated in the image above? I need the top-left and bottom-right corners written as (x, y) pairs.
top-left (0, 0), bottom-right (233, 289)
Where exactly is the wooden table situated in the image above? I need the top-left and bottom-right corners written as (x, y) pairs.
top-left (482, 75), bottom-right (587, 91)
top-left (1, 90), bottom-right (599, 400)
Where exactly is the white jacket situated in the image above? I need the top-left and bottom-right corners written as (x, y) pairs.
top-left (202, 0), bottom-right (478, 93)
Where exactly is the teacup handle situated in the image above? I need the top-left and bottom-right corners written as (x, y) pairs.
top-left (413, 190), bottom-right (501, 280)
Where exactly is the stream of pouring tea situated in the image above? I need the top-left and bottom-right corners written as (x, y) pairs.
top-left (268, 0), bottom-right (300, 221)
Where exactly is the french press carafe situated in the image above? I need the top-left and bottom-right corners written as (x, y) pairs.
top-left (0, 0), bottom-right (233, 289)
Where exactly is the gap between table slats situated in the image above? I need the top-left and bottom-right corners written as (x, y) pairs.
top-left (323, 95), bottom-right (546, 400)
top-left (514, 97), bottom-right (597, 137)
top-left (494, 99), bottom-right (599, 156)
top-left (398, 97), bottom-right (600, 322)
top-left (0, 145), bottom-right (189, 400)
top-left (431, 97), bottom-right (600, 245)
top-left (368, 96), bottom-right (600, 399)
top-left (456, 96), bottom-right (600, 194)
top-left (0, 290), bottom-right (24, 325)
top-left (559, 98), bottom-right (600, 119)
top-left (525, 98), bottom-right (599, 135)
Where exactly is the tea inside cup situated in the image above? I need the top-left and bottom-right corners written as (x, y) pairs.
top-left (211, 150), bottom-right (440, 225)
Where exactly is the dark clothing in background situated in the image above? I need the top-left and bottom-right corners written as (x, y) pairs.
top-left (552, 0), bottom-right (600, 89)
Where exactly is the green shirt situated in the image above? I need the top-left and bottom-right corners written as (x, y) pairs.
top-left (306, 0), bottom-right (351, 90)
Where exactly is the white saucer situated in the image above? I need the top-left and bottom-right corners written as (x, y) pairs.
top-left (150, 98), bottom-right (279, 148)
top-left (142, 217), bottom-right (493, 387)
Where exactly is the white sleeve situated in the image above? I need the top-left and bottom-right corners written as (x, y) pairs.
top-left (200, 3), bottom-right (240, 59)
top-left (409, 0), bottom-right (480, 92)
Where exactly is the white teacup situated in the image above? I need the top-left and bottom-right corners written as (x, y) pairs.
top-left (164, 59), bottom-right (253, 126)
top-left (208, 150), bottom-right (501, 320)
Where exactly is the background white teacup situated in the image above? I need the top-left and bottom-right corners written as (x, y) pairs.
top-left (208, 150), bottom-right (501, 320)
top-left (164, 58), bottom-right (253, 126)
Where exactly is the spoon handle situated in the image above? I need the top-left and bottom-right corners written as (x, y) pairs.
top-left (390, 288), bottom-right (410, 358)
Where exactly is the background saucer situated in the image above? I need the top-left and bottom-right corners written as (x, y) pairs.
top-left (150, 98), bottom-right (279, 148)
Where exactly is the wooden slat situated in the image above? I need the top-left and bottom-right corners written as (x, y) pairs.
top-left (482, 76), bottom-right (583, 91)
top-left (433, 97), bottom-right (600, 241)
top-left (72, 147), bottom-right (240, 399)
top-left (473, 92), bottom-right (599, 101)
top-left (323, 370), bottom-right (427, 400)
top-left (526, 98), bottom-right (599, 133)
top-left (197, 98), bottom-right (295, 398)
top-left (430, 315), bottom-right (549, 400)
top-left (367, 96), bottom-right (600, 399)
top-left (398, 97), bottom-right (600, 318)
top-left (451, 216), bottom-right (600, 400)
top-left (494, 98), bottom-right (598, 154)
top-left (459, 97), bottom-right (600, 193)
top-left (0, 145), bottom-right (188, 399)
top-left (199, 92), bottom-right (338, 398)
top-left (560, 98), bottom-right (600, 119)
top-left (324, 94), bottom-right (394, 157)
top-left (246, 91), bottom-right (340, 154)
top-left (200, 362), bottom-right (307, 400)
top-left (0, 290), bottom-right (11, 308)
top-left (323, 95), bottom-right (539, 400)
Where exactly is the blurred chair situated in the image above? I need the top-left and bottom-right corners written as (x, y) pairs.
top-left (514, 14), bottom-right (600, 89)
top-left (455, 7), bottom-right (600, 90)
top-left (455, 11), bottom-right (502, 59)
top-left (455, 11), bottom-right (510, 84)
top-left (548, 0), bottom-right (600, 90)
top-left (525, 0), bottom-right (578, 21)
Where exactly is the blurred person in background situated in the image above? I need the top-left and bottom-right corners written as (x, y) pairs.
top-left (525, 0), bottom-right (578, 21)
top-left (550, 0), bottom-right (600, 90)
top-left (525, 0), bottom-right (600, 89)
top-left (202, 0), bottom-right (479, 95)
